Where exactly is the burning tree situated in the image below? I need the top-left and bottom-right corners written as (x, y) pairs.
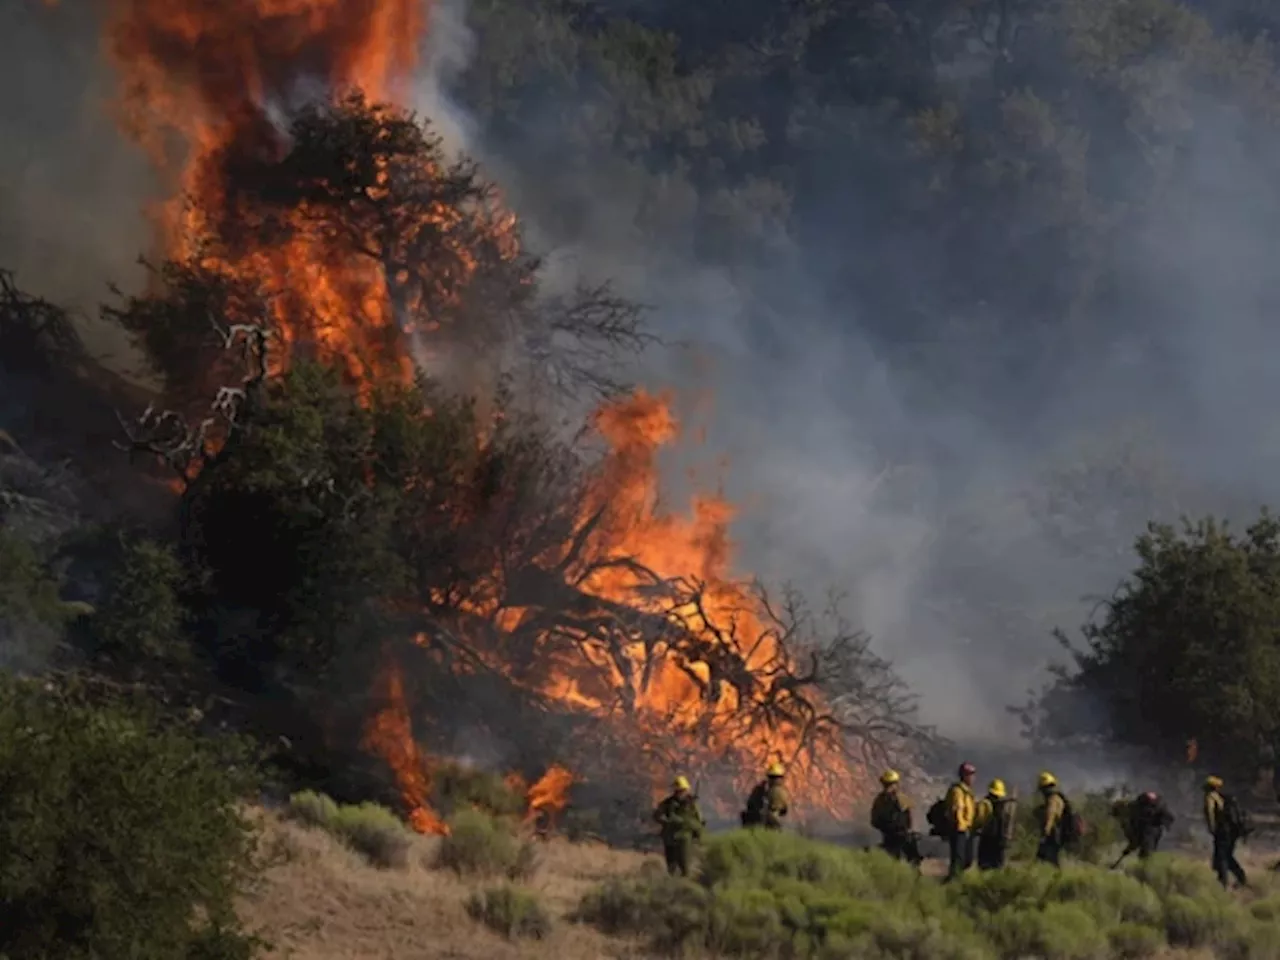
top-left (89, 0), bottom-right (931, 832)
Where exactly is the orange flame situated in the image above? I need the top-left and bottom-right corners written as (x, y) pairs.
top-left (525, 764), bottom-right (576, 826)
top-left (102, 0), bottom-right (436, 383)
top-left (361, 657), bottom-right (448, 835)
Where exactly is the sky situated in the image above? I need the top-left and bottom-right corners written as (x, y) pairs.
top-left (5, 0), bottom-right (1280, 752)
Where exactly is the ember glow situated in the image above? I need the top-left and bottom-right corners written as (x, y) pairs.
top-left (102, 0), bottom-right (870, 830)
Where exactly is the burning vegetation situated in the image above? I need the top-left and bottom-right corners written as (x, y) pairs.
top-left (74, 0), bottom-right (932, 834)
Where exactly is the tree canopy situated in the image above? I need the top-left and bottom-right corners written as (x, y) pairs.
top-left (1024, 511), bottom-right (1280, 778)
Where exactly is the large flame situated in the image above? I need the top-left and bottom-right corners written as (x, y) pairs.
top-left (104, 0), bottom-right (440, 382)
top-left (100, 0), bottom-right (867, 830)
top-left (362, 655), bottom-right (449, 835)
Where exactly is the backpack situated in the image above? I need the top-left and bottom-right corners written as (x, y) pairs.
top-left (926, 797), bottom-right (950, 837)
top-left (1222, 794), bottom-right (1253, 839)
top-left (1058, 793), bottom-right (1086, 847)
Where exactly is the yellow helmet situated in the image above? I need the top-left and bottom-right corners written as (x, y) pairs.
top-left (880, 769), bottom-right (900, 785)
top-left (767, 762), bottom-right (785, 778)
top-left (1038, 771), bottom-right (1057, 788)
top-left (673, 775), bottom-right (691, 791)
top-left (988, 779), bottom-right (1006, 798)
top-left (1205, 775), bottom-right (1224, 790)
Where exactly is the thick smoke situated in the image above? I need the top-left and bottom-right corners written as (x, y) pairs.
top-left (430, 2), bottom-right (1280, 753)
top-left (6, 0), bottom-right (1280, 762)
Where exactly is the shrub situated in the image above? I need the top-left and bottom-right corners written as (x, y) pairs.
top-left (1106, 922), bottom-right (1163, 959)
top-left (466, 885), bottom-right (552, 939)
top-left (947, 864), bottom-right (1053, 915)
top-left (329, 802), bottom-right (413, 868)
top-left (1131, 854), bottom-right (1229, 903)
top-left (574, 873), bottom-right (710, 953)
top-left (287, 789), bottom-right (340, 828)
top-left (0, 530), bottom-right (69, 628)
top-left (1042, 866), bottom-right (1164, 927)
top-left (89, 536), bottom-right (189, 663)
top-left (285, 791), bottom-right (412, 868)
top-left (0, 674), bottom-right (260, 960)
top-left (1162, 893), bottom-right (1253, 950)
top-left (437, 807), bottom-right (538, 879)
top-left (982, 902), bottom-right (1108, 960)
top-left (433, 761), bottom-right (525, 818)
top-left (577, 826), bottom-right (1280, 960)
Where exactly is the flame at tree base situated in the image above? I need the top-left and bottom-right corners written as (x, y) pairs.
top-left (362, 657), bottom-right (449, 835)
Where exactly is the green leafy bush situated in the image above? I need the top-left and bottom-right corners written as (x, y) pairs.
top-left (0, 530), bottom-right (69, 629)
top-left (436, 807), bottom-right (538, 879)
top-left (466, 885), bottom-right (552, 939)
top-left (285, 791), bottom-right (412, 868)
top-left (576, 828), bottom-right (1280, 960)
top-left (89, 535), bottom-right (189, 663)
top-left (574, 871), bottom-right (710, 954)
top-left (0, 674), bottom-right (261, 960)
top-left (433, 761), bottom-right (525, 818)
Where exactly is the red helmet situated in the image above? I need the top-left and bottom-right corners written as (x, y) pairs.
top-left (959, 762), bottom-right (976, 777)
top-left (1141, 791), bottom-right (1157, 803)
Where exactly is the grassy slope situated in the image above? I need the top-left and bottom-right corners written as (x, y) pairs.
top-left (241, 808), bottom-right (660, 959)
top-left (242, 807), bottom-right (1280, 960)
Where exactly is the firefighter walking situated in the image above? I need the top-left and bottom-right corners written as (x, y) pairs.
top-left (1204, 775), bottom-right (1248, 888)
top-left (1034, 772), bottom-right (1074, 866)
top-left (1113, 791), bottom-right (1174, 864)
top-left (973, 779), bottom-right (1017, 870)
top-left (870, 769), bottom-right (922, 866)
top-left (653, 775), bottom-right (705, 876)
top-left (742, 762), bottom-right (790, 830)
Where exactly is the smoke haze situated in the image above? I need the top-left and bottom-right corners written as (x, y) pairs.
top-left (4, 0), bottom-right (1280, 752)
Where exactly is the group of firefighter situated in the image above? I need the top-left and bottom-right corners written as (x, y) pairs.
top-left (653, 761), bottom-right (1254, 888)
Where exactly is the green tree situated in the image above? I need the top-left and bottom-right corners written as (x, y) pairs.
top-left (180, 360), bottom-right (405, 681)
top-left (1026, 511), bottom-right (1280, 778)
top-left (89, 535), bottom-right (188, 665)
top-left (0, 530), bottom-right (69, 631)
top-left (0, 674), bottom-right (260, 960)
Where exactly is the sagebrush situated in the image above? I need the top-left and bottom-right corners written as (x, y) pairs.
top-left (577, 829), bottom-right (1280, 960)
top-left (286, 790), bottom-right (413, 868)
top-left (437, 807), bottom-right (538, 879)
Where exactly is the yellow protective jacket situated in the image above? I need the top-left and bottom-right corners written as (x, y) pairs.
top-left (870, 789), bottom-right (912, 835)
top-left (1038, 791), bottom-right (1066, 838)
top-left (945, 781), bottom-right (976, 833)
top-left (974, 796), bottom-right (1018, 843)
top-left (1204, 791), bottom-right (1225, 836)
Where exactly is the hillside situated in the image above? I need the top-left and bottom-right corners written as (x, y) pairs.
top-left (241, 801), bottom-right (1280, 960)
top-left (243, 808), bottom-right (655, 960)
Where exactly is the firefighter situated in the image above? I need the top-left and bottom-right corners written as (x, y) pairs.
top-left (653, 775), bottom-right (705, 876)
top-left (1121, 791), bottom-right (1174, 861)
top-left (942, 762), bottom-right (977, 882)
top-left (973, 778), bottom-right (1017, 870)
top-left (870, 769), bottom-right (921, 865)
top-left (1204, 775), bottom-right (1248, 888)
top-left (742, 762), bottom-right (790, 830)
top-left (1029, 773), bottom-right (1080, 870)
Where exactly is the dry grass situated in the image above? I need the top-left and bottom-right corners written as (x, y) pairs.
top-left (240, 807), bottom-right (660, 959)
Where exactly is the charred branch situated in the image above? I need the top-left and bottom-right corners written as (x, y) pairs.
top-left (112, 312), bottom-right (274, 483)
